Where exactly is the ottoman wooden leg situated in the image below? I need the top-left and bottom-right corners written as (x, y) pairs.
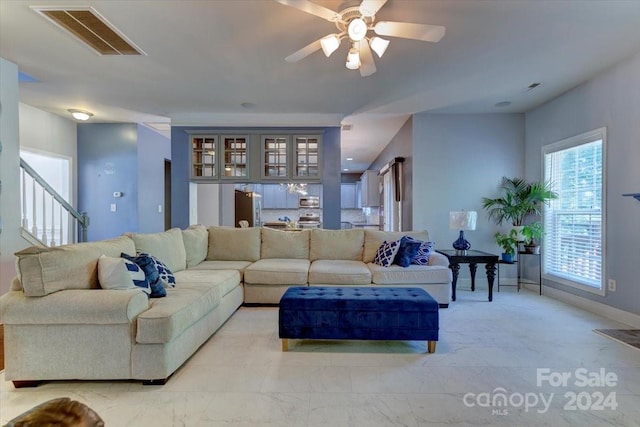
top-left (427, 341), bottom-right (436, 353)
top-left (282, 339), bottom-right (289, 352)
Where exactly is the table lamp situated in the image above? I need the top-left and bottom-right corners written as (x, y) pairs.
top-left (450, 211), bottom-right (477, 254)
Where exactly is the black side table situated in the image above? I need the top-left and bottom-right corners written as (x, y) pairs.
top-left (436, 249), bottom-right (499, 302)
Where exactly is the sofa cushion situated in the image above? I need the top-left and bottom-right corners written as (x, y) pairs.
top-left (309, 229), bottom-right (364, 261)
top-left (173, 269), bottom-right (240, 298)
top-left (98, 255), bottom-right (149, 293)
top-left (363, 230), bottom-right (430, 263)
top-left (372, 240), bottom-right (401, 267)
top-left (182, 224), bottom-right (208, 268)
top-left (15, 236), bottom-right (135, 297)
top-left (308, 260), bottom-right (371, 285)
top-left (136, 282), bottom-right (222, 344)
top-left (135, 269), bottom-right (239, 344)
top-left (188, 260), bottom-right (253, 281)
top-left (207, 226), bottom-right (261, 261)
top-left (244, 259), bottom-right (310, 285)
top-left (261, 228), bottom-right (310, 259)
top-left (368, 263), bottom-right (452, 285)
top-left (129, 228), bottom-right (187, 273)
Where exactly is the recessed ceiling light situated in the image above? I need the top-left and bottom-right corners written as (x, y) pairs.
top-left (346, 157), bottom-right (353, 161)
top-left (494, 101), bottom-right (511, 108)
top-left (343, 168), bottom-right (349, 171)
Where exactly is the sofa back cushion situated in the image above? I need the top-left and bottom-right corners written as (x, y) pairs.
top-left (261, 228), bottom-right (310, 259)
top-left (363, 230), bottom-right (430, 263)
top-left (207, 226), bottom-right (261, 261)
top-left (182, 224), bottom-right (209, 268)
top-left (310, 229), bottom-right (364, 261)
top-left (129, 228), bottom-right (187, 273)
top-left (15, 236), bottom-right (135, 296)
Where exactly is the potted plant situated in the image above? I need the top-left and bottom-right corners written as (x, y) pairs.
top-left (494, 229), bottom-right (519, 263)
top-left (521, 221), bottom-right (544, 254)
top-left (482, 177), bottom-right (558, 236)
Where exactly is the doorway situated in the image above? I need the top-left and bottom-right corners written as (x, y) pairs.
top-left (164, 160), bottom-right (172, 230)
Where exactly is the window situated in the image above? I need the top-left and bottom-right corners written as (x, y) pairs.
top-left (542, 128), bottom-right (605, 294)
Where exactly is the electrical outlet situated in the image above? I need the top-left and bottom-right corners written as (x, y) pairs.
top-left (608, 279), bottom-right (616, 292)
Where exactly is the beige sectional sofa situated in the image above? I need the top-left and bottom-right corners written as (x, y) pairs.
top-left (0, 225), bottom-right (451, 387)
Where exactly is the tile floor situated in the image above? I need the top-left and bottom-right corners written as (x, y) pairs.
top-left (1, 288), bottom-right (639, 426)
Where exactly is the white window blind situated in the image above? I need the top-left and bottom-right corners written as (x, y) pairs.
top-left (543, 129), bottom-right (605, 292)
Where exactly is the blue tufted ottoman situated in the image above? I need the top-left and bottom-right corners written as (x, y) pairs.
top-left (279, 287), bottom-right (439, 353)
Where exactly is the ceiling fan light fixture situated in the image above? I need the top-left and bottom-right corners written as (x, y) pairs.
top-left (348, 18), bottom-right (367, 41)
top-left (369, 36), bottom-right (389, 58)
top-left (68, 109), bottom-right (93, 121)
top-left (320, 34), bottom-right (341, 57)
top-left (345, 47), bottom-right (361, 70)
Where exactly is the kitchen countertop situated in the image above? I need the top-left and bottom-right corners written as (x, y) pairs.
top-left (349, 222), bottom-right (380, 227)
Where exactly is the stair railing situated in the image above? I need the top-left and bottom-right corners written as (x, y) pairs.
top-left (20, 158), bottom-right (89, 246)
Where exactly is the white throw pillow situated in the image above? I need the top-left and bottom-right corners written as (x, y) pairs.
top-left (98, 254), bottom-right (149, 293)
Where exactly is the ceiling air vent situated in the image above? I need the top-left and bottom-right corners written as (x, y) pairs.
top-left (342, 124), bottom-right (353, 131)
top-left (32, 6), bottom-right (145, 56)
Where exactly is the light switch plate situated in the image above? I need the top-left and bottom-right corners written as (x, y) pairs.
top-left (110, 203), bottom-right (117, 212)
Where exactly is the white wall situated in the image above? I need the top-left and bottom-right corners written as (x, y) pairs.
top-left (0, 58), bottom-right (22, 295)
top-left (19, 103), bottom-right (77, 207)
top-left (525, 51), bottom-right (640, 315)
top-left (196, 183), bottom-right (220, 227)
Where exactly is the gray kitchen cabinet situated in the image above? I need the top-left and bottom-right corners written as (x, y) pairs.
top-left (360, 170), bottom-right (380, 207)
top-left (341, 183), bottom-right (357, 209)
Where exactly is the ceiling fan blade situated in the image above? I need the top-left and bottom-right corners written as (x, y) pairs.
top-left (274, 0), bottom-right (341, 22)
top-left (285, 38), bottom-right (322, 63)
top-left (359, 40), bottom-right (376, 77)
top-left (359, 0), bottom-right (388, 17)
top-left (374, 21), bottom-right (446, 42)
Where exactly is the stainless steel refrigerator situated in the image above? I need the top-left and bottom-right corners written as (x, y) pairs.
top-left (234, 190), bottom-right (262, 227)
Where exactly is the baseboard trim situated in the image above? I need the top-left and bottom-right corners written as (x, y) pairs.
top-left (539, 285), bottom-right (640, 328)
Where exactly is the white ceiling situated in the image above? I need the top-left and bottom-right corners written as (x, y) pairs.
top-left (2, 0), bottom-right (640, 173)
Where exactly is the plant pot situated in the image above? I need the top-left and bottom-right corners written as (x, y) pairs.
top-left (524, 244), bottom-right (540, 254)
top-left (501, 253), bottom-right (515, 263)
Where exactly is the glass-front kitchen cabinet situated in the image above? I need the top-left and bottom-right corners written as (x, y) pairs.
top-left (191, 135), bottom-right (218, 179)
top-left (190, 134), bottom-right (249, 181)
top-left (191, 133), bottom-right (321, 182)
top-left (261, 135), bottom-right (322, 181)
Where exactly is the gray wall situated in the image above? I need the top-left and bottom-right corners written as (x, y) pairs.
top-left (78, 124), bottom-right (139, 241)
top-left (78, 123), bottom-right (171, 241)
top-left (525, 51), bottom-right (640, 315)
top-left (0, 58), bottom-right (21, 295)
top-left (412, 113), bottom-right (526, 255)
top-left (369, 116), bottom-right (413, 230)
top-left (137, 125), bottom-right (171, 233)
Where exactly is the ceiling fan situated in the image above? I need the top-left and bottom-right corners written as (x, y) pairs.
top-left (274, 0), bottom-right (445, 77)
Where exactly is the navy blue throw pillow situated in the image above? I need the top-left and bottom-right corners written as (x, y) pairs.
top-left (394, 236), bottom-right (422, 267)
top-left (121, 252), bottom-right (167, 298)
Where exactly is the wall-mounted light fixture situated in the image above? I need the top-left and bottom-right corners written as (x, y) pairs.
top-left (68, 109), bottom-right (93, 121)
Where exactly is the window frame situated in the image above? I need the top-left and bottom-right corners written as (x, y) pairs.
top-left (541, 127), bottom-right (607, 295)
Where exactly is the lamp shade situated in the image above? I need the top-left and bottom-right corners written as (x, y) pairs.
top-left (320, 34), bottom-right (341, 57)
top-left (345, 47), bottom-right (361, 70)
top-left (449, 211), bottom-right (477, 231)
top-left (369, 36), bottom-right (389, 58)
